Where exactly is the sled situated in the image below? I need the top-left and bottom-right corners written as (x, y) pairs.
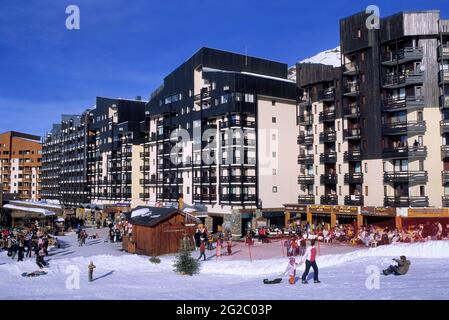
top-left (21, 271), bottom-right (48, 278)
top-left (263, 278), bottom-right (282, 284)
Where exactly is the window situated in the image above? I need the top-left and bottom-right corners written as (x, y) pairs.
top-left (272, 169), bottom-right (277, 175)
top-left (364, 163), bottom-right (368, 173)
top-left (338, 164), bottom-right (341, 174)
top-left (365, 186), bottom-right (369, 196)
top-left (272, 117), bottom-right (277, 123)
top-left (272, 100), bottom-right (276, 106)
top-left (420, 186), bottom-right (425, 197)
top-left (419, 160), bottom-right (424, 171)
top-left (357, 28), bottom-right (361, 38)
top-left (315, 125), bottom-right (318, 134)
top-left (361, 52), bottom-right (365, 61)
top-left (361, 73), bottom-right (366, 83)
top-left (272, 186), bottom-right (278, 193)
top-left (315, 166), bottom-right (318, 175)
top-left (272, 134), bottom-right (276, 141)
top-left (337, 121), bottom-right (340, 131)
top-left (187, 186), bottom-right (190, 195)
top-left (244, 94), bottom-right (254, 103)
top-left (338, 143), bottom-right (341, 152)
top-left (384, 186), bottom-right (387, 196)
top-left (272, 152), bottom-right (276, 158)
top-left (316, 186), bottom-right (319, 195)
top-left (339, 186), bottom-right (342, 196)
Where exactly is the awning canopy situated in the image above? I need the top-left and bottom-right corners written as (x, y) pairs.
top-left (3, 204), bottom-right (56, 217)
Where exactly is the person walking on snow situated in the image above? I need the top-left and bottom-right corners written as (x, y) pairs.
top-left (88, 261), bottom-right (96, 282)
top-left (197, 240), bottom-right (207, 261)
top-left (285, 256), bottom-right (300, 285)
top-left (301, 239), bottom-right (320, 284)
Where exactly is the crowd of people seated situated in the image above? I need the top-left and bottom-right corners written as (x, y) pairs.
top-left (255, 220), bottom-right (449, 247)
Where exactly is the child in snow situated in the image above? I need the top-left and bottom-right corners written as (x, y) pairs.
top-left (227, 240), bottom-right (232, 256)
top-left (88, 261), bottom-right (96, 282)
top-left (197, 240), bottom-right (207, 261)
top-left (285, 257), bottom-right (299, 284)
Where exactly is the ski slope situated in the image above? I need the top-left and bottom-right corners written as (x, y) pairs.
top-left (1, 230), bottom-right (448, 300)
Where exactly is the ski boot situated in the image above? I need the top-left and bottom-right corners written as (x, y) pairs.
top-left (314, 280), bottom-right (321, 284)
top-left (302, 280), bottom-right (308, 284)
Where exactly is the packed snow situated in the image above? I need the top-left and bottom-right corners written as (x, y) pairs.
top-left (1, 228), bottom-right (449, 300)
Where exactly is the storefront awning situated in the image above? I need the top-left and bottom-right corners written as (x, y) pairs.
top-left (262, 211), bottom-right (285, 219)
top-left (3, 204), bottom-right (56, 217)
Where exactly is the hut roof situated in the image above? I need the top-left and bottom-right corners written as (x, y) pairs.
top-left (129, 206), bottom-right (181, 227)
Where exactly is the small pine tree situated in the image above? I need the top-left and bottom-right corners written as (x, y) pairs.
top-left (173, 238), bottom-right (200, 276)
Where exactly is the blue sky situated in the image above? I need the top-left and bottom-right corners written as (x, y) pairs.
top-left (0, 0), bottom-right (448, 137)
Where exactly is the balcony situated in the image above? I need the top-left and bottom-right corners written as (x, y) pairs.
top-left (382, 71), bottom-right (424, 89)
top-left (344, 195), bottom-right (364, 206)
top-left (382, 146), bottom-right (427, 160)
top-left (193, 194), bottom-right (217, 202)
top-left (298, 114), bottom-right (313, 125)
top-left (381, 96), bottom-right (425, 112)
top-left (439, 70), bottom-right (449, 85)
top-left (343, 82), bottom-right (360, 96)
top-left (440, 94), bottom-right (449, 109)
top-left (140, 178), bottom-right (157, 185)
top-left (382, 121), bottom-right (426, 136)
top-left (381, 47), bottom-right (423, 66)
top-left (140, 165), bottom-right (150, 171)
top-left (297, 154), bottom-right (314, 165)
top-left (344, 149), bottom-right (362, 162)
top-left (441, 120), bottom-right (449, 134)
top-left (221, 194), bottom-right (256, 202)
top-left (220, 119), bottom-right (256, 129)
top-left (319, 88), bottom-right (335, 101)
top-left (344, 128), bottom-right (361, 140)
top-left (140, 193), bottom-right (150, 199)
top-left (439, 44), bottom-right (449, 60)
top-left (194, 176), bottom-right (218, 184)
top-left (319, 131), bottom-right (337, 143)
top-left (443, 196), bottom-right (449, 208)
top-left (442, 145), bottom-right (449, 159)
top-left (383, 171), bottom-right (428, 184)
top-left (220, 176), bottom-right (256, 184)
top-left (221, 138), bottom-right (256, 147)
top-left (319, 152), bottom-right (337, 164)
top-left (298, 195), bottom-right (315, 205)
top-left (298, 175), bottom-right (315, 185)
top-left (344, 172), bottom-right (364, 184)
top-left (297, 133), bottom-right (314, 145)
top-left (221, 157), bottom-right (256, 166)
top-left (157, 193), bottom-right (180, 201)
top-left (321, 195), bottom-right (338, 205)
top-left (442, 171), bottom-right (449, 185)
top-left (343, 103), bottom-right (360, 118)
top-left (320, 174), bottom-right (338, 184)
top-left (319, 109), bottom-right (336, 122)
top-left (384, 196), bottom-right (429, 208)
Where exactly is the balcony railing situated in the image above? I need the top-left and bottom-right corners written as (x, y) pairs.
top-left (320, 174), bottom-right (338, 184)
top-left (439, 44), bottom-right (449, 59)
top-left (193, 194), bottom-right (217, 202)
top-left (344, 195), bottom-right (364, 206)
top-left (442, 145), bottom-right (449, 159)
top-left (319, 110), bottom-right (336, 122)
top-left (439, 70), bottom-right (449, 84)
top-left (442, 171), bottom-right (449, 185)
top-left (194, 176), bottom-right (218, 184)
top-left (344, 128), bottom-right (361, 140)
top-left (344, 172), bottom-right (364, 184)
top-left (219, 176), bottom-right (256, 184)
top-left (319, 131), bottom-right (337, 143)
top-left (384, 196), bottom-right (429, 208)
top-left (443, 196), bottom-right (449, 208)
top-left (440, 95), bottom-right (449, 109)
top-left (298, 175), bottom-right (315, 185)
top-left (343, 103), bottom-right (360, 117)
top-left (297, 133), bottom-right (314, 145)
top-left (298, 114), bottom-right (313, 125)
top-left (221, 194), bottom-right (256, 202)
top-left (343, 62), bottom-right (357, 75)
top-left (298, 195), bottom-right (315, 205)
top-left (383, 171), bottom-right (428, 184)
top-left (319, 152), bottom-right (337, 164)
top-left (344, 149), bottom-right (362, 162)
top-left (382, 145), bottom-right (427, 159)
top-left (382, 121), bottom-right (426, 135)
top-left (321, 195), bottom-right (338, 205)
top-left (297, 154), bottom-right (314, 165)
top-left (381, 96), bottom-right (425, 112)
top-left (319, 88), bottom-right (335, 101)
top-left (343, 82), bottom-right (360, 95)
top-left (382, 71), bottom-right (424, 88)
top-left (381, 47), bottom-right (423, 65)
top-left (220, 119), bottom-right (256, 129)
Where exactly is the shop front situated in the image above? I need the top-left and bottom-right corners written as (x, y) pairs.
top-left (308, 205), bottom-right (333, 229)
top-left (262, 211), bottom-right (285, 229)
top-left (361, 207), bottom-right (397, 228)
top-left (334, 206), bottom-right (360, 227)
top-left (400, 208), bottom-right (449, 232)
top-left (283, 204), bottom-right (308, 229)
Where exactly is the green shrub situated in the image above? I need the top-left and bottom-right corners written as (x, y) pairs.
top-left (173, 239), bottom-right (200, 276)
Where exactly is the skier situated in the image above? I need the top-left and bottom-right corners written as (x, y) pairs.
top-left (301, 239), bottom-right (320, 284)
top-left (383, 256), bottom-right (411, 276)
top-left (197, 240), bottom-right (207, 261)
top-left (285, 257), bottom-right (299, 285)
top-left (88, 261), bottom-right (96, 282)
top-left (36, 246), bottom-right (46, 269)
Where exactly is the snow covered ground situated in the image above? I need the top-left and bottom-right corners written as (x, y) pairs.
top-left (1, 228), bottom-right (448, 300)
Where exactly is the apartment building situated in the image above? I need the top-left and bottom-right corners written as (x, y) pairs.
top-left (297, 10), bottom-right (449, 208)
top-left (141, 47), bottom-right (300, 236)
top-left (41, 97), bottom-right (146, 208)
top-left (0, 131), bottom-right (42, 201)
